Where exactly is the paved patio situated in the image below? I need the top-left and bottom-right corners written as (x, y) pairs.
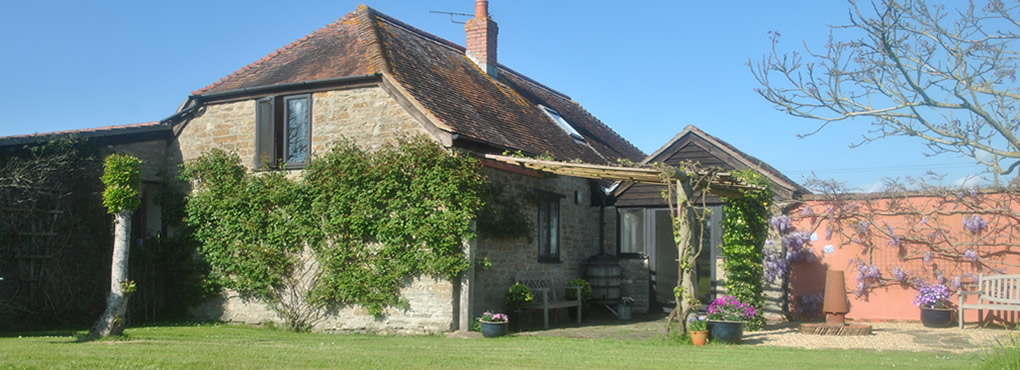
top-left (469, 309), bottom-right (1015, 353)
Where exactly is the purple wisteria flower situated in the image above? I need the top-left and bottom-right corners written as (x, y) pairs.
top-left (825, 225), bottom-right (833, 240)
top-left (964, 249), bottom-right (978, 262)
top-left (783, 231), bottom-right (812, 250)
top-left (923, 252), bottom-right (933, 264)
top-left (919, 216), bottom-right (928, 226)
top-left (763, 247), bottom-right (788, 283)
top-left (801, 207), bottom-right (815, 217)
top-left (770, 215), bottom-right (794, 233)
top-left (866, 265), bottom-right (881, 280)
top-left (962, 215), bottom-right (988, 234)
top-left (893, 267), bottom-right (907, 282)
top-left (794, 293), bottom-right (824, 315)
top-left (951, 276), bottom-right (962, 291)
top-left (882, 222), bottom-right (900, 247)
top-left (857, 221), bottom-right (870, 235)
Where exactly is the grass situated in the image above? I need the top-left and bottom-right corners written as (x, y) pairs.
top-left (0, 323), bottom-right (983, 369)
top-left (981, 330), bottom-right (1020, 370)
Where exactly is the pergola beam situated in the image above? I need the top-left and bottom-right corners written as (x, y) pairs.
top-left (482, 154), bottom-right (762, 195)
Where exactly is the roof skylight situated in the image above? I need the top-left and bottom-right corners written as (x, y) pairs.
top-left (538, 105), bottom-right (584, 142)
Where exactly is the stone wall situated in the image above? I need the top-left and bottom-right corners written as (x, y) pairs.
top-left (172, 85), bottom-right (428, 170)
top-left (619, 257), bottom-right (650, 313)
top-left (175, 84), bottom-right (452, 333)
top-left (190, 276), bottom-right (455, 335)
top-left (471, 168), bottom-right (601, 319)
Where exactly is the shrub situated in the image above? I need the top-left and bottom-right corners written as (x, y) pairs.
top-left (565, 278), bottom-right (592, 303)
top-left (505, 283), bottom-right (533, 311)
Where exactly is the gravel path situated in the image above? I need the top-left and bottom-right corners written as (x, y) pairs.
top-left (501, 314), bottom-right (1014, 353)
top-left (748, 321), bottom-right (1009, 353)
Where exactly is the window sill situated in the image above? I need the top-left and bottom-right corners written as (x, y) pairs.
top-left (537, 257), bottom-right (562, 264)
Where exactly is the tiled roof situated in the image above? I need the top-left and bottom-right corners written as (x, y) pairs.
top-left (0, 121), bottom-right (168, 147)
top-left (193, 5), bottom-right (644, 164)
top-left (194, 8), bottom-right (382, 95)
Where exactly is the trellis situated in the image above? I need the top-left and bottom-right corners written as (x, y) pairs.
top-left (1, 185), bottom-right (68, 285)
top-left (483, 154), bottom-right (761, 334)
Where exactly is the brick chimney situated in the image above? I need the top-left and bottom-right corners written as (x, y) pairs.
top-left (465, 0), bottom-right (498, 77)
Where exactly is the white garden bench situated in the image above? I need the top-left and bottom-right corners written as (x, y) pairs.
top-left (958, 274), bottom-right (1020, 328)
top-left (517, 277), bottom-right (582, 329)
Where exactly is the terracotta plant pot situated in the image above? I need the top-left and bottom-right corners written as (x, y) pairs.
top-left (690, 330), bottom-right (709, 346)
top-left (920, 307), bottom-right (953, 328)
top-left (480, 321), bottom-right (508, 338)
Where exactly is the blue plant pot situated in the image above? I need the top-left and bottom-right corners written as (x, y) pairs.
top-left (708, 320), bottom-right (744, 344)
top-left (920, 307), bottom-right (953, 328)
top-left (480, 321), bottom-right (508, 338)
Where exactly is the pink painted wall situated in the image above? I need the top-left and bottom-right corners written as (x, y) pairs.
top-left (786, 192), bottom-right (1020, 323)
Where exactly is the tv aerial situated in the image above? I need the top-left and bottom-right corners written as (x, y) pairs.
top-left (429, 10), bottom-right (472, 24)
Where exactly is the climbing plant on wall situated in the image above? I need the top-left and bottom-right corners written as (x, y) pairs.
top-left (181, 137), bottom-right (486, 330)
top-left (304, 138), bottom-right (485, 315)
top-left (721, 169), bottom-right (772, 330)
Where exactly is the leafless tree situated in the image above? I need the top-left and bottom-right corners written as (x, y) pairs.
top-left (753, 0), bottom-right (1020, 175)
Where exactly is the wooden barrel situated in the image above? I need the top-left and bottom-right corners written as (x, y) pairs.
top-left (587, 254), bottom-right (622, 305)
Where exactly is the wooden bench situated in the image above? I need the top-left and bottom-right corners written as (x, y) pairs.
top-left (958, 274), bottom-right (1020, 328)
top-left (517, 277), bottom-right (581, 329)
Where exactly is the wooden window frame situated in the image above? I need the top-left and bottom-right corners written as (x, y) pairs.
top-left (255, 94), bottom-right (312, 169)
top-left (536, 190), bottom-right (564, 263)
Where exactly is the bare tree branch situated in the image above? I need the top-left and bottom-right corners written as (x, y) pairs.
top-left (752, 0), bottom-right (1020, 175)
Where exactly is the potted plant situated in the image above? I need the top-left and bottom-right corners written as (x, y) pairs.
top-left (505, 282), bottom-right (533, 331)
top-left (565, 278), bottom-right (592, 321)
top-left (706, 295), bottom-right (756, 344)
top-left (687, 314), bottom-right (709, 346)
top-left (478, 311), bottom-right (509, 338)
top-left (914, 282), bottom-right (954, 327)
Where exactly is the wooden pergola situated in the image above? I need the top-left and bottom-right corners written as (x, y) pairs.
top-left (484, 153), bottom-right (763, 335)
top-left (482, 154), bottom-right (761, 198)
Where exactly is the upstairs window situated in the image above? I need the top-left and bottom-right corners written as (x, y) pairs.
top-left (538, 105), bottom-right (585, 142)
top-left (256, 94), bottom-right (312, 169)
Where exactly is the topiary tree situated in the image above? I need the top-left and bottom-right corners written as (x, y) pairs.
top-left (87, 153), bottom-right (142, 339)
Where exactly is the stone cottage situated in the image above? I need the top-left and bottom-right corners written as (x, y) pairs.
top-left (1, 2), bottom-right (806, 331)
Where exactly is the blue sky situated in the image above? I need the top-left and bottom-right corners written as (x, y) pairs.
top-left (0, 1), bottom-right (992, 191)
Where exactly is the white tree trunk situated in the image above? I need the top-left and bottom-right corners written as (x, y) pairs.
top-left (90, 210), bottom-right (132, 338)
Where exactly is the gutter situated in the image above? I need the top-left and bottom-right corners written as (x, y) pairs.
top-left (161, 73), bottom-right (384, 125)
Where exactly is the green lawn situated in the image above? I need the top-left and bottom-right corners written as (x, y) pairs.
top-left (0, 324), bottom-right (982, 369)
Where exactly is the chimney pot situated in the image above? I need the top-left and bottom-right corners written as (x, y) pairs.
top-left (475, 0), bottom-right (489, 19)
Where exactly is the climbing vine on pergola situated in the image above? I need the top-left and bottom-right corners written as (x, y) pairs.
top-left (484, 154), bottom-right (764, 336)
